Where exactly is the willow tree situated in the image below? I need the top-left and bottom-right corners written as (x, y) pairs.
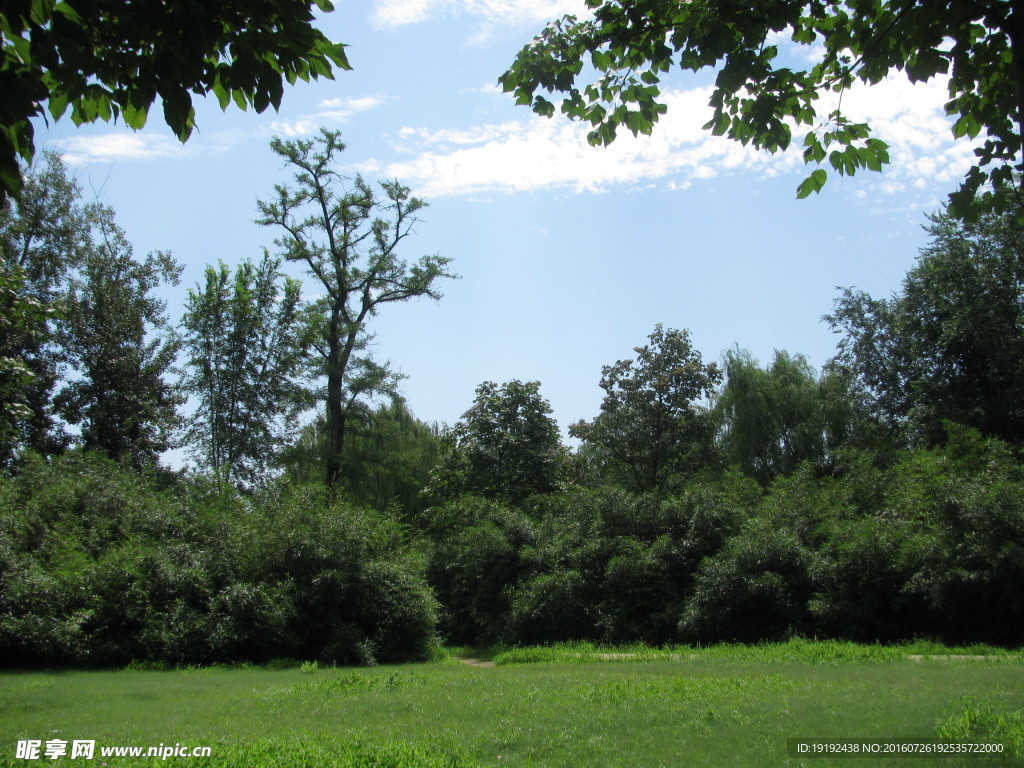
top-left (715, 349), bottom-right (852, 485)
top-left (257, 130), bottom-right (455, 491)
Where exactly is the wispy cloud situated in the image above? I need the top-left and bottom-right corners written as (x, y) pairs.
top-left (379, 74), bottom-right (976, 205)
top-left (267, 96), bottom-right (385, 137)
top-left (383, 87), bottom-right (797, 197)
top-left (54, 133), bottom-right (183, 165)
top-left (371, 0), bottom-right (585, 33)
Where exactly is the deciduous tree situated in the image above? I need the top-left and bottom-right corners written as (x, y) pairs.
top-left (257, 130), bottom-right (455, 491)
top-left (570, 325), bottom-right (721, 492)
top-left (0, 151), bottom-right (91, 459)
top-left (827, 195), bottom-right (1024, 446)
top-left (0, 263), bottom-right (50, 465)
top-left (0, 0), bottom-right (350, 199)
top-left (56, 206), bottom-right (183, 467)
top-left (500, 0), bottom-right (1024, 219)
top-left (429, 380), bottom-right (564, 503)
top-left (180, 253), bottom-right (313, 487)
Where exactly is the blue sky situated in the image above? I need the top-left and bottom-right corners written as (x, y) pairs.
top-left (34, 0), bottom-right (980, 448)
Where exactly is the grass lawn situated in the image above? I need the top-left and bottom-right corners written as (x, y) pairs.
top-left (1, 640), bottom-right (1023, 767)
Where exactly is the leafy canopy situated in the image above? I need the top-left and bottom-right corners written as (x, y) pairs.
top-left (571, 325), bottom-right (721, 492)
top-left (827, 192), bottom-right (1024, 447)
top-left (0, 0), bottom-right (350, 199)
top-left (430, 380), bottom-right (563, 503)
top-left (499, 0), bottom-right (1023, 219)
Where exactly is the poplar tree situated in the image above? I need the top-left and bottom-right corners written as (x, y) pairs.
top-left (180, 253), bottom-right (312, 487)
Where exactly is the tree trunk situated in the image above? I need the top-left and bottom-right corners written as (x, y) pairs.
top-left (325, 316), bottom-right (345, 492)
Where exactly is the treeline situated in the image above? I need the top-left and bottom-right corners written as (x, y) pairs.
top-left (415, 189), bottom-right (1024, 648)
top-left (427, 429), bottom-right (1024, 647)
top-left (2, 142), bottom-right (1023, 666)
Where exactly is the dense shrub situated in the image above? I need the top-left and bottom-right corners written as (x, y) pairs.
top-left (424, 495), bottom-right (535, 645)
top-left (429, 476), bottom-right (759, 646)
top-left (0, 451), bottom-right (438, 667)
top-left (679, 519), bottom-right (813, 643)
top-left (808, 515), bottom-right (931, 642)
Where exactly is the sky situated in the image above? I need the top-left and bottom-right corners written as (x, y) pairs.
top-left (33, 0), bottom-right (981, 454)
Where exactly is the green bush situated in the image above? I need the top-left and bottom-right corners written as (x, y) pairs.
top-left (507, 569), bottom-right (592, 644)
top-left (425, 496), bottom-right (534, 645)
top-left (0, 452), bottom-right (438, 667)
top-left (679, 519), bottom-right (813, 643)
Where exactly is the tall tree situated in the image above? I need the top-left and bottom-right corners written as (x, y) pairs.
top-left (500, 0), bottom-right (1024, 219)
top-left (0, 0), bottom-right (349, 200)
top-left (0, 263), bottom-right (50, 465)
top-left (716, 348), bottom-right (852, 485)
top-left (0, 151), bottom-right (91, 458)
top-left (429, 380), bottom-right (564, 503)
top-left (570, 325), bottom-right (721, 492)
top-left (256, 129), bottom-right (455, 491)
top-left (55, 205), bottom-right (182, 467)
top-left (827, 195), bottom-right (1024, 447)
top-left (180, 253), bottom-right (312, 487)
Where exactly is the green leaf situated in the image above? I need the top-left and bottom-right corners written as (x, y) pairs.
top-left (796, 168), bottom-right (827, 198)
top-left (122, 102), bottom-right (149, 130)
top-left (47, 92), bottom-right (69, 121)
top-left (952, 113), bottom-right (981, 140)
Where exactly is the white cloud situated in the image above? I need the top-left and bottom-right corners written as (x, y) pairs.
top-left (371, 0), bottom-right (585, 30)
top-left (267, 95), bottom-right (385, 137)
top-left (383, 88), bottom-right (800, 197)
top-left (55, 133), bottom-right (182, 164)
top-left (378, 73), bottom-right (976, 202)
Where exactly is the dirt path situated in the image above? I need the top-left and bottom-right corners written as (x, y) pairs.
top-left (458, 658), bottom-right (496, 668)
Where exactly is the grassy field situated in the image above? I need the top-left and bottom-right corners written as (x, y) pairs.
top-left (2, 640), bottom-right (1023, 767)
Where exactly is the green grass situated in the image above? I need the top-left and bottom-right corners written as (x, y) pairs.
top-left (493, 637), bottom-right (1024, 665)
top-left (2, 642), bottom-right (1023, 767)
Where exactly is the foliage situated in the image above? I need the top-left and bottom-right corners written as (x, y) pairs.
top-left (429, 380), bottom-right (563, 503)
top-left (0, 0), bottom-right (350, 199)
top-left (0, 263), bottom-right (49, 464)
top-left (55, 206), bottom-right (183, 467)
top-left (424, 496), bottom-right (536, 645)
top-left (257, 130), bottom-right (455, 490)
top-left (180, 253), bottom-right (312, 487)
top-left (679, 518), bottom-right (814, 644)
top-left (1, 152), bottom-right (184, 467)
top-left (337, 400), bottom-right (445, 518)
top-left (0, 451), bottom-right (438, 667)
top-left (716, 348), bottom-right (853, 484)
top-left (428, 475), bottom-right (758, 646)
top-left (827, 198), bottom-right (1024, 447)
top-left (499, 0), bottom-right (1023, 219)
top-left (282, 400), bottom-right (445, 519)
top-left (0, 151), bottom-right (90, 460)
top-left (570, 324), bottom-right (721, 492)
